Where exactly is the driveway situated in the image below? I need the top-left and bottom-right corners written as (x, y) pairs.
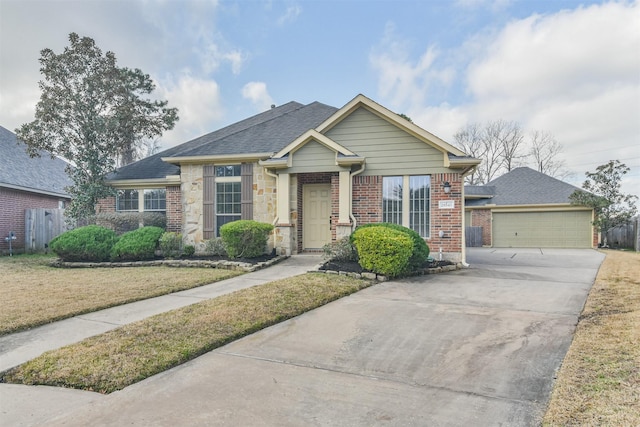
top-left (20, 248), bottom-right (605, 426)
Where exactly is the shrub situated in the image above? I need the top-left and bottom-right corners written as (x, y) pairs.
top-left (110, 226), bottom-right (164, 261)
top-left (183, 245), bottom-right (195, 257)
top-left (203, 238), bottom-right (227, 256)
top-left (352, 223), bottom-right (429, 270)
top-left (322, 238), bottom-right (357, 262)
top-left (351, 226), bottom-right (413, 277)
top-left (159, 232), bottom-right (182, 258)
top-left (49, 225), bottom-right (118, 262)
top-left (220, 220), bottom-right (274, 258)
top-left (94, 212), bottom-right (166, 235)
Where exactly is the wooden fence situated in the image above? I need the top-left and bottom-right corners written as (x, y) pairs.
top-left (465, 226), bottom-right (483, 247)
top-left (25, 208), bottom-right (69, 252)
top-left (605, 217), bottom-right (639, 251)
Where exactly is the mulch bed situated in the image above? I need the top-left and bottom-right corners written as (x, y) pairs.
top-left (319, 259), bottom-right (454, 274)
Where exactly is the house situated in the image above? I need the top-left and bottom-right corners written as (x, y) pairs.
top-left (101, 94), bottom-right (480, 262)
top-left (465, 167), bottom-right (597, 248)
top-left (0, 126), bottom-right (72, 254)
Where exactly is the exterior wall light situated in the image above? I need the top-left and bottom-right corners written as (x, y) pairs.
top-left (443, 181), bottom-right (451, 194)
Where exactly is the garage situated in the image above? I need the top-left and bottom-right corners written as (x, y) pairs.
top-left (493, 210), bottom-right (593, 248)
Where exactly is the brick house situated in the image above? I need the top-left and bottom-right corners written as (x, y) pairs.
top-left (0, 126), bottom-right (71, 254)
top-left (102, 95), bottom-right (480, 262)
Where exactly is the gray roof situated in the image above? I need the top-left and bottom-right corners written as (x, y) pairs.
top-left (0, 126), bottom-right (71, 197)
top-left (110, 101), bottom-right (338, 181)
top-left (465, 167), bottom-right (583, 206)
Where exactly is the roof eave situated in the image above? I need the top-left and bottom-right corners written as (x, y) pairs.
top-left (0, 182), bottom-right (70, 199)
top-left (162, 152), bottom-right (274, 165)
top-left (106, 176), bottom-right (181, 189)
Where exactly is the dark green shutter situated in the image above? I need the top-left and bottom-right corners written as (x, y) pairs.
top-left (241, 163), bottom-right (253, 220)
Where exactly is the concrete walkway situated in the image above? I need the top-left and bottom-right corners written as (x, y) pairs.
top-left (1, 249), bottom-right (605, 426)
top-left (0, 254), bottom-right (323, 425)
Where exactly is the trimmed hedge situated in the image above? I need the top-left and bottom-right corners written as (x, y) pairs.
top-left (351, 226), bottom-right (413, 277)
top-left (352, 222), bottom-right (429, 269)
top-left (110, 226), bottom-right (165, 261)
top-left (220, 220), bottom-right (274, 258)
top-left (94, 212), bottom-right (166, 235)
top-left (50, 225), bottom-right (118, 262)
top-left (159, 232), bottom-right (182, 258)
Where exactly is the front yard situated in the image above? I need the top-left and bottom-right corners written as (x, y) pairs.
top-left (0, 255), bottom-right (243, 335)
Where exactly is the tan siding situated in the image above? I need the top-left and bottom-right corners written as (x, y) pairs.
top-left (326, 107), bottom-right (450, 175)
top-left (289, 140), bottom-right (341, 174)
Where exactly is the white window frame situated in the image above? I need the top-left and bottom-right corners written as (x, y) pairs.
top-left (214, 165), bottom-right (242, 235)
top-left (116, 188), bottom-right (166, 213)
top-left (382, 175), bottom-right (431, 238)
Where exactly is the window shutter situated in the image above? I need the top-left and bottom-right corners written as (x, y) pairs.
top-left (203, 165), bottom-right (215, 239)
top-left (241, 163), bottom-right (253, 220)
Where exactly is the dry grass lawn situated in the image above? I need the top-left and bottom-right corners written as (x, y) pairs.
top-left (543, 250), bottom-right (639, 426)
top-left (0, 254), bottom-right (243, 335)
top-left (1, 273), bottom-right (370, 393)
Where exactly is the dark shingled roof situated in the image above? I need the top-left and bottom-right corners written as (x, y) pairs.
top-left (110, 101), bottom-right (339, 181)
top-left (465, 167), bottom-right (583, 206)
top-left (0, 126), bottom-right (71, 197)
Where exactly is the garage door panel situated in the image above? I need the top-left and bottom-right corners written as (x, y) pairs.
top-left (493, 211), bottom-right (591, 248)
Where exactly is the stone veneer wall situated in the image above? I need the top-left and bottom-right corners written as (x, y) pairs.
top-left (181, 164), bottom-right (204, 247)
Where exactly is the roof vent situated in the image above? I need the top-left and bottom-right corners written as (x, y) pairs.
top-left (271, 104), bottom-right (276, 109)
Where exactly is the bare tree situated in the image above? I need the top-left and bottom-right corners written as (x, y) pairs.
top-left (529, 130), bottom-right (568, 178)
top-left (485, 119), bottom-right (524, 172)
top-left (454, 123), bottom-right (485, 185)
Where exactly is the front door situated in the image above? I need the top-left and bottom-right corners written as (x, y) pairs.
top-left (303, 184), bottom-right (331, 249)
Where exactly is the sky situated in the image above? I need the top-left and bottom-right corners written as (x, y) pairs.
top-left (1, 0), bottom-right (639, 200)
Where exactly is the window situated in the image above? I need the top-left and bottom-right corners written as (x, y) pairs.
top-left (117, 189), bottom-right (166, 212)
top-left (144, 189), bottom-right (166, 211)
top-left (382, 175), bottom-right (430, 237)
top-left (215, 165), bottom-right (241, 235)
top-left (117, 190), bottom-right (139, 211)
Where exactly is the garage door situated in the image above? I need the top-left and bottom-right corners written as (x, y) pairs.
top-left (493, 211), bottom-right (592, 248)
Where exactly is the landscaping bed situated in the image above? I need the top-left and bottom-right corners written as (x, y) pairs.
top-left (318, 258), bottom-right (459, 280)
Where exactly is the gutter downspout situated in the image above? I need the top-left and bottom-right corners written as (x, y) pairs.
top-left (349, 163), bottom-right (366, 232)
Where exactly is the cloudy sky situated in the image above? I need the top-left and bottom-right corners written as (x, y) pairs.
top-left (1, 0), bottom-right (638, 198)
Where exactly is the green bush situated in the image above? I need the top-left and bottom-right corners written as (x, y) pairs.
top-left (110, 226), bottom-right (164, 261)
top-left (49, 225), bottom-right (118, 262)
top-left (94, 212), bottom-right (166, 235)
top-left (351, 226), bottom-right (413, 277)
top-left (322, 238), bottom-right (358, 262)
top-left (352, 222), bottom-right (429, 269)
top-left (203, 238), bottom-right (226, 256)
top-left (183, 245), bottom-right (195, 257)
top-left (159, 232), bottom-right (182, 258)
top-left (220, 220), bottom-right (274, 258)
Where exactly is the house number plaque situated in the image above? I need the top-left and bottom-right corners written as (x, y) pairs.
top-left (438, 200), bottom-right (455, 209)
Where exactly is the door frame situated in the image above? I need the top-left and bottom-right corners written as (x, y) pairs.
top-left (302, 183), bottom-right (332, 250)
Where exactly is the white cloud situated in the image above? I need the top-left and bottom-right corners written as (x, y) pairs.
top-left (155, 73), bottom-right (224, 148)
top-left (277, 4), bottom-right (302, 26)
top-left (242, 82), bottom-right (274, 112)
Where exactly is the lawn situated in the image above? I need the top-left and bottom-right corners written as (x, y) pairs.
top-left (543, 249), bottom-right (639, 426)
top-left (1, 273), bottom-right (371, 393)
top-left (0, 254), bottom-right (243, 335)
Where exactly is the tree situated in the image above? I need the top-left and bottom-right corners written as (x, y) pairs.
top-left (16, 33), bottom-right (178, 220)
top-left (453, 123), bottom-right (485, 185)
top-left (529, 130), bottom-right (567, 178)
top-left (486, 119), bottom-right (524, 173)
top-left (569, 160), bottom-right (638, 247)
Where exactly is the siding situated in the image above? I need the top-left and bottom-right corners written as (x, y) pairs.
top-left (289, 140), bottom-right (342, 174)
top-left (325, 107), bottom-right (450, 176)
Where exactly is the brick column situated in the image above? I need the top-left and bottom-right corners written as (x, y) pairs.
top-left (430, 173), bottom-right (463, 262)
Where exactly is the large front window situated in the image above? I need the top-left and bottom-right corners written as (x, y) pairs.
top-left (382, 175), bottom-right (430, 237)
top-left (215, 165), bottom-right (241, 235)
top-left (116, 190), bottom-right (139, 211)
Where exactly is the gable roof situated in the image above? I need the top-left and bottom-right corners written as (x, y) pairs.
top-left (465, 167), bottom-right (583, 207)
top-left (0, 126), bottom-right (71, 198)
top-left (110, 101), bottom-right (338, 181)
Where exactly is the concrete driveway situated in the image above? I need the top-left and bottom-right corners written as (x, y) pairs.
top-left (19, 248), bottom-right (605, 426)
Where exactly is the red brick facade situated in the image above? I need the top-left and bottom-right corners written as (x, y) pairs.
top-left (470, 208), bottom-right (492, 246)
top-left (429, 173), bottom-right (464, 256)
top-left (166, 185), bottom-right (182, 233)
top-left (352, 175), bottom-right (383, 226)
top-left (0, 187), bottom-right (69, 254)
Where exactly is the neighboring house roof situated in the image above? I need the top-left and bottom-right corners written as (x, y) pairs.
top-left (465, 167), bottom-right (583, 207)
top-left (0, 125), bottom-right (71, 198)
top-left (110, 101), bottom-right (338, 181)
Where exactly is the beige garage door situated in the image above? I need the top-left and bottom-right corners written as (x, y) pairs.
top-left (493, 211), bottom-right (592, 248)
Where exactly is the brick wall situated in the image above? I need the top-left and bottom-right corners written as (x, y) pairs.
top-left (166, 185), bottom-right (182, 233)
top-left (470, 208), bottom-right (492, 246)
top-left (352, 175), bottom-right (383, 226)
top-left (95, 196), bottom-right (116, 213)
top-left (0, 187), bottom-right (69, 253)
top-left (430, 173), bottom-right (464, 258)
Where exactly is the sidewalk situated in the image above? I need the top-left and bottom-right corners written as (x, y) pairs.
top-left (0, 254), bottom-right (323, 372)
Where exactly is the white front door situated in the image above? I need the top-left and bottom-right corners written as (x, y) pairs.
top-left (303, 184), bottom-right (331, 249)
